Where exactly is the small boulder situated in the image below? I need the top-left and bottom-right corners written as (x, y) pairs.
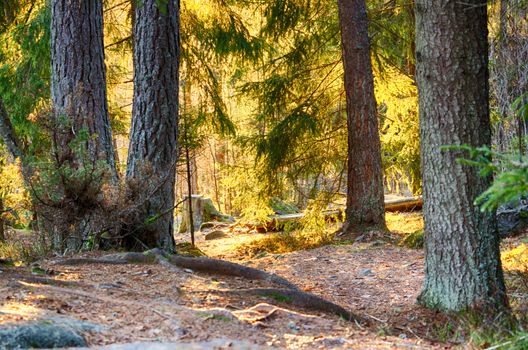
top-left (0, 322), bottom-right (87, 349)
top-left (497, 201), bottom-right (528, 237)
top-left (359, 269), bottom-right (374, 277)
top-left (200, 222), bottom-right (216, 230)
top-left (200, 222), bottom-right (230, 231)
top-left (204, 230), bottom-right (228, 240)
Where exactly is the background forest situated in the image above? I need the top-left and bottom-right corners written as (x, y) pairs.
top-left (0, 0), bottom-right (528, 348)
top-left (0, 0), bottom-right (525, 234)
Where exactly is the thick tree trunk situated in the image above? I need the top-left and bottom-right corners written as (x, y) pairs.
top-left (126, 0), bottom-right (180, 251)
top-left (415, 0), bottom-right (508, 311)
top-left (337, 0), bottom-right (385, 233)
top-left (49, 0), bottom-right (118, 251)
top-left (51, 0), bottom-right (118, 181)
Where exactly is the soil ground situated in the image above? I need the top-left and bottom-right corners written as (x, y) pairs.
top-left (5, 211), bottom-right (522, 349)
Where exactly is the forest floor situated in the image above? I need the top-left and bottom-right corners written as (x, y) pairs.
top-left (1, 214), bottom-right (526, 349)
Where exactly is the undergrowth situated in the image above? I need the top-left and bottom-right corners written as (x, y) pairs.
top-left (235, 229), bottom-right (335, 257)
top-left (0, 230), bottom-right (49, 264)
top-left (466, 241), bottom-right (528, 349)
top-left (398, 230), bottom-right (424, 249)
top-left (237, 211), bottom-right (426, 256)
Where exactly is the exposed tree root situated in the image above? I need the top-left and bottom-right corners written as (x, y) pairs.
top-left (10, 274), bottom-right (84, 288)
top-left (197, 288), bottom-right (362, 323)
top-left (166, 255), bottom-right (298, 290)
top-left (58, 250), bottom-right (297, 290)
top-left (56, 249), bottom-right (361, 322)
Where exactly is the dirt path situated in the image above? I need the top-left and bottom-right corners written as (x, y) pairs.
top-left (0, 240), bottom-right (453, 349)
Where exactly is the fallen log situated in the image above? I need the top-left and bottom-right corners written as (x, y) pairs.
top-left (384, 196), bottom-right (423, 212)
top-left (238, 196), bottom-right (423, 232)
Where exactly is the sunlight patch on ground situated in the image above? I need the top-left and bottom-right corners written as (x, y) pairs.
top-left (502, 243), bottom-right (528, 272)
top-left (0, 300), bottom-right (46, 320)
top-left (386, 212), bottom-right (423, 235)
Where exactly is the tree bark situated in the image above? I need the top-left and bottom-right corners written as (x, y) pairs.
top-left (51, 0), bottom-right (118, 181)
top-left (0, 96), bottom-right (32, 185)
top-left (337, 0), bottom-right (386, 233)
top-left (0, 196), bottom-right (5, 243)
top-left (126, 0), bottom-right (180, 251)
top-left (415, 0), bottom-right (508, 311)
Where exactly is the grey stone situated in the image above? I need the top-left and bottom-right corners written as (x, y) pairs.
top-left (0, 322), bottom-right (87, 349)
top-left (359, 269), bottom-right (374, 277)
top-left (73, 338), bottom-right (274, 349)
top-left (204, 230), bottom-right (227, 241)
top-left (497, 202), bottom-right (528, 237)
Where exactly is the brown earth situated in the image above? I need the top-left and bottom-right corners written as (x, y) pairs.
top-left (0, 233), bottom-right (459, 349)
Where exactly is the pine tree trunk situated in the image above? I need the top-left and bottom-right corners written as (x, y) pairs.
top-left (126, 0), bottom-right (180, 251)
top-left (415, 0), bottom-right (508, 311)
top-left (337, 0), bottom-right (385, 233)
top-left (51, 0), bottom-right (117, 180)
top-left (0, 196), bottom-right (5, 243)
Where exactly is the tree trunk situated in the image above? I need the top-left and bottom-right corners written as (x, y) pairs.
top-left (0, 196), bottom-right (5, 243)
top-left (0, 97), bottom-right (31, 184)
top-left (51, 0), bottom-right (118, 181)
top-left (337, 0), bottom-right (385, 233)
top-left (126, 0), bottom-right (180, 251)
top-left (415, 0), bottom-right (508, 311)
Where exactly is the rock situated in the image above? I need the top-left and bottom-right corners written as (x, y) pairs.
top-left (315, 337), bottom-right (348, 346)
top-left (179, 196), bottom-right (234, 233)
top-left (204, 230), bottom-right (227, 240)
top-left (98, 283), bottom-right (123, 289)
top-left (199, 222), bottom-right (230, 231)
top-left (497, 201), bottom-right (528, 237)
top-left (269, 197), bottom-right (300, 215)
top-left (359, 269), bottom-right (374, 277)
top-left (287, 321), bottom-right (300, 332)
top-left (0, 322), bottom-right (87, 349)
top-left (200, 222), bottom-right (216, 230)
top-left (73, 339), bottom-right (275, 349)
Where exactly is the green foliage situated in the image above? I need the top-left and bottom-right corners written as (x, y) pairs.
top-left (235, 228), bottom-right (334, 257)
top-left (0, 3), bottom-right (50, 152)
top-left (269, 197), bottom-right (299, 215)
top-left (175, 242), bottom-right (206, 256)
top-left (398, 230), bottom-right (424, 249)
top-left (221, 159), bottom-right (275, 223)
top-left (0, 232), bottom-right (49, 263)
top-left (0, 146), bottom-right (31, 227)
top-left (376, 67), bottom-right (421, 194)
top-left (445, 145), bottom-right (528, 211)
top-left (484, 331), bottom-right (528, 350)
top-left (264, 291), bottom-right (293, 303)
top-left (236, 194), bottom-right (337, 257)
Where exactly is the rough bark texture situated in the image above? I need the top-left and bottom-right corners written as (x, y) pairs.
top-left (337, 0), bottom-right (385, 232)
top-left (0, 97), bottom-right (24, 161)
top-left (415, 0), bottom-right (508, 311)
top-left (0, 97), bottom-right (31, 184)
top-left (51, 0), bottom-right (117, 181)
top-left (126, 0), bottom-right (180, 251)
top-left (0, 197), bottom-right (4, 242)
